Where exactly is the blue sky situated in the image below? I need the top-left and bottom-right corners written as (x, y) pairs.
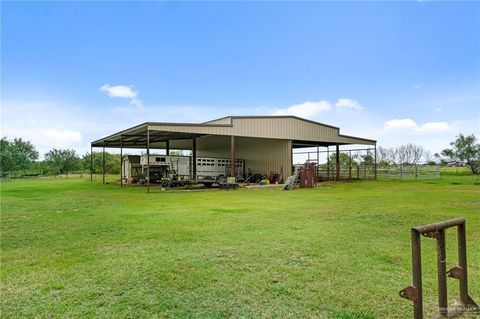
top-left (1, 1), bottom-right (479, 156)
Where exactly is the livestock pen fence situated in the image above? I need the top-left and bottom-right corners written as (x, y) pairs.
top-left (293, 147), bottom-right (440, 181)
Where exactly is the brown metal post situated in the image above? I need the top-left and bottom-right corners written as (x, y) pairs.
top-left (411, 228), bottom-right (423, 319)
top-left (336, 144), bottom-right (340, 181)
top-left (147, 129), bottom-right (150, 193)
top-left (192, 136), bottom-right (196, 180)
top-left (458, 222), bottom-right (471, 306)
top-left (120, 136), bottom-right (123, 188)
top-left (437, 230), bottom-right (448, 317)
top-left (90, 146), bottom-right (93, 182)
top-left (102, 144), bottom-right (105, 185)
top-left (230, 135), bottom-right (236, 177)
top-left (327, 147), bottom-right (330, 180)
top-left (349, 150), bottom-right (352, 179)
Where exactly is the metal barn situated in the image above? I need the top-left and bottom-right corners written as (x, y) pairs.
top-left (90, 115), bottom-right (376, 190)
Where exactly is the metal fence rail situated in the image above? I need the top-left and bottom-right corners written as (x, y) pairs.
top-left (377, 164), bottom-right (440, 180)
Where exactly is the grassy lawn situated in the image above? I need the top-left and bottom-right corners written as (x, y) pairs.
top-left (1, 175), bottom-right (479, 318)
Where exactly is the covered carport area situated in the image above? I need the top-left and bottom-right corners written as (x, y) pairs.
top-left (91, 116), bottom-right (377, 191)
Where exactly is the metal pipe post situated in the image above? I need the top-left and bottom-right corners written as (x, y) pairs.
top-left (166, 140), bottom-right (170, 155)
top-left (230, 136), bottom-right (236, 177)
top-left (374, 144), bottom-right (378, 180)
top-left (349, 150), bottom-right (352, 179)
top-left (147, 129), bottom-right (150, 193)
top-left (102, 144), bottom-right (105, 184)
top-left (411, 228), bottom-right (423, 319)
top-left (327, 146), bottom-right (330, 179)
top-left (336, 144), bottom-right (340, 181)
top-left (458, 222), bottom-right (469, 305)
top-left (120, 136), bottom-right (123, 188)
top-left (192, 137), bottom-right (196, 180)
top-left (437, 230), bottom-right (448, 317)
top-left (90, 146), bottom-right (93, 182)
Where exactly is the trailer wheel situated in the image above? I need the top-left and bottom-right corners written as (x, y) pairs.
top-left (204, 182), bottom-right (213, 188)
top-left (161, 181), bottom-right (170, 188)
top-left (219, 182), bottom-right (228, 189)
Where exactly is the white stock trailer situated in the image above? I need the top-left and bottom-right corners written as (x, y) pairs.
top-left (139, 154), bottom-right (245, 187)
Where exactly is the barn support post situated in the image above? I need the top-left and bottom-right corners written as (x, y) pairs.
top-left (349, 150), bottom-right (352, 179)
top-left (90, 146), bottom-right (93, 182)
top-left (147, 129), bottom-right (150, 193)
top-left (166, 140), bottom-right (170, 155)
top-left (230, 135), bottom-right (236, 178)
top-left (336, 144), bottom-right (340, 181)
top-left (374, 144), bottom-right (378, 180)
top-left (120, 136), bottom-right (123, 188)
top-left (102, 143), bottom-right (105, 185)
top-left (327, 146), bottom-right (330, 180)
top-left (192, 136), bottom-right (197, 180)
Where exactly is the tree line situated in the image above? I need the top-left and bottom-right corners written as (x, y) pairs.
top-left (376, 134), bottom-right (479, 174)
top-left (0, 137), bottom-right (122, 178)
top-left (1, 134), bottom-right (479, 177)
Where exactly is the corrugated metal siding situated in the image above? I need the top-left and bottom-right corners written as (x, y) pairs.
top-left (195, 135), bottom-right (291, 176)
top-left (148, 117), bottom-right (374, 145)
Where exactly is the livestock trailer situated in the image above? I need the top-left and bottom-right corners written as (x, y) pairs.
top-left (123, 154), bottom-right (244, 187)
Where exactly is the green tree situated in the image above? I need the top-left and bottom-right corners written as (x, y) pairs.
top-left (0, 137), bottom-right (39, 175)
top-left (328, 152), bottom-right (354, 166)
top-left (44, 149), bottom-right (81, 178)
top-left (441, 134), bottom-right (480, 174)
top-left (82, 152), bottom-right (121, 174)
top-left (361, 154), bottom-right (375, 165)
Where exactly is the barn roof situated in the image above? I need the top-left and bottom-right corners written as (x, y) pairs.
top-left (91, 115), bottom-right (376, 148)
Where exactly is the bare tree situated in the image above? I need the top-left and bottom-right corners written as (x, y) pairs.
top-left (423, 150), bottom-right (433, 164)
top-left (395, 143), bottom-right (424, 164)
top-left (377, 146), bottom-right (389, 164)
top-left (387, 147), bottom-right (399, 164)
top-left (409, 143), bottom-right (424, 164)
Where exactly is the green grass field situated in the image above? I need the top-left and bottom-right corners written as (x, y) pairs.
top-left (1, 175), bottom-right (479, 318)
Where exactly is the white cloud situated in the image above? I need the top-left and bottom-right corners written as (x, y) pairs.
top-left (384, 118), bottom-right (452, 135)
top-left (100, 84), bottom-right (141, 106)
top-left (416, 122), bottom-right (452, 133)
top-left (384, 118), bottom-right (417, 129)
top-left (335, 98), bottom-right (363, 111)
top-left (273, 100), bottom-right (332, 118)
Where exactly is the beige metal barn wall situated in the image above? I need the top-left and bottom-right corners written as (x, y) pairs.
top-left (148, 117), bottom-right (375, 145)
top-left (196, 135), bottom-right (292, 176)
